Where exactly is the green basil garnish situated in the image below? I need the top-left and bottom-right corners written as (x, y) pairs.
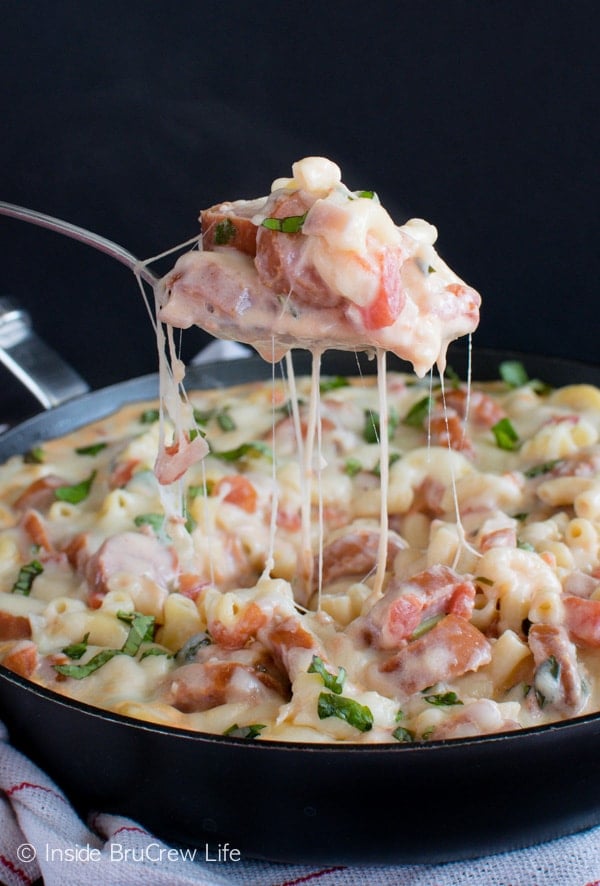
top-left (308, 655), bottom-right (346, 694)
top-left (62, 632), bottom-right (90, 660)
top-left (134, 513), bottom-right (165, 533)
top-left (320, 376), bottom-right (350, 394)
top-left (11, 560), bottom-right (43, 595)
top-left (23, 447), bottom-right (45, 464)
top-left (523, 460), bottom-right (560, 478)
top-left (55, 471), bottom-right (96, 504)
top-left (214, 218), bottom-right (237, 245)
top-left (500, 360), bottom-right (529, 388)
top-left (54, 611), bottom-right (156, 679)
top-left (423, 691), bottom-right (463, 707)
top-left (54, 648), bottom-right (121, 679)
top-left (534, 655), bottom-right (561, 708)
top-left (317, 692), bottom-right (373, 732)
top-left (118, 611), bottom-right (156, 656)
top-left (410, 614), bottom-right (444, 640)
top-left (217, 409), bottom-right (236, 432)
top-left (212, 441), bottom-right (273, 462)
top-left (344, 457), bottom-right (363, 477)
top-left (75, 442), bottom-right (108, 457)
top-left (403, 396), bottom-right (433, 428)
top-left (261, 212), bottom-right (307, 234)
top-left (392, 726), bottom-right (415, 743)
top-left (139, 408), bottom-right (160, 424)
top-left (364, 407), bottom-right (399, 443)
top-left (491, 418), bottom-right (520, 451)
top-left (223, 723), bottom-right (266, 739)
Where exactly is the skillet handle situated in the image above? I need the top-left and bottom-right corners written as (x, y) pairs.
top-left (0, 296), bottom-right (90, 410)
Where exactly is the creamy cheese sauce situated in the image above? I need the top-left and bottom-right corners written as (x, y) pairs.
top-left (3, 372), bottom-right (600, 742)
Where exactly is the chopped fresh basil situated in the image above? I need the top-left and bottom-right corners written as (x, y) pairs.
top-left (261, 212), bottom-right (307, 233)
top-left (140, 647), bottom-right (173, 661)
top-left (62, 632), bottom-right (90, 660)
top-left (184, 505), bottom-right (196, 534)
top-left (53, 611), bottom-right (156, 679)
top-left (75, 442), bottom-right (108, 457)
top-left (423, 691), bottom-right (463, 707)
top-left (517, 539), bottom-right (535, 552)
top-left (212, 441), bottom-right (273, 462)
top-left (392, 726), bottom-right (414, 743)
top-left (534, 654), bottom-right (561, 708)
top-left (491, 417), bottom-right (520, 451)
top-left (356, 190), bottom-right (375, 199)
top-left (134, 513), bottom-right (165, 533)
top-left (403, 396), bottom-right (433, 428)
top-left (54, 471), bottom-right (96, 504)
top-left (308, 655), bottom-right (346, 694)
top-left (176, 632), bottom-right (212, 664)
top-left (216, 409), bottom-right (236, 432)
top-left (410, 614), bottom-right (444, 640)
top-left (372, 452), bottom-right (401, 477)
top-left (118, 611), bottom-right (155, 656)
top-left (523, 459), bottom-right (560, 478)
top-left (139, 408), bottom-right (160, 424)
top-left (214, 218), bottom-right (237, 245)
top-left (192, 407), bottom-right (214, 425)
top-left (188, 481), bottom-right (214, 499)
top-left (344, 457), bottom-right (363, 477)
top-left (23, 446), bottom-right (45, 464)
top-left (223, 723), bottom-right (266, 739)
top-left (11, 559), bottom-right (43, 595)
top-left (364, 406), bottom-right (399, 443)
top-left (317, 692), bottom-right (373, 732)
top-left (444, 365), bottom-right (462, 389)
top-left (54, 648), bottom-right (121, 679)
top-left (500, 360), bottom-right (529, 388)
top-left (320, 375), bottom-right (350, 394)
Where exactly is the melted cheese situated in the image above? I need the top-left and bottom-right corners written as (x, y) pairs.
top-left (3, 371), bottom-right (600, 742)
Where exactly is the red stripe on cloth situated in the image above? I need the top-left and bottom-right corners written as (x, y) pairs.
top-left (273, 866), bottom-right (347, 886)
top-left (0, 854), bottom-right (33, 886)
top-left (5, 781), bottom-right (67, 804)
top-left (110, 825), bottom-right (151, 839)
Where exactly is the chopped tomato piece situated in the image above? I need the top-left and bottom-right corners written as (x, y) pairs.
top-left (0, 611), bottom-right (31, 641)
top-left (2, 640), bottom-right (38, 678)
top-left (20, 509), bottom-right (53, 552)
top-left (564, 596), bottom-right (600, 647)
top-left (214, 475), bottom-right (258, 513)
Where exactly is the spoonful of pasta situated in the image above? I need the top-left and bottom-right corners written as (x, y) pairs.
top-left (157, 156), bottom-right (481, 375)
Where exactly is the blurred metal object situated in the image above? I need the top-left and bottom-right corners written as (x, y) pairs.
top-left (0, 296), bottom-right (89, 409)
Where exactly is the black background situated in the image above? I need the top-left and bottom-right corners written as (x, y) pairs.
top-left (0, 0), bottom-right (597, 421)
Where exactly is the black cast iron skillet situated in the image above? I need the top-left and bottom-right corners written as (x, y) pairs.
top-left (2, 345), bottom-right (600, 865)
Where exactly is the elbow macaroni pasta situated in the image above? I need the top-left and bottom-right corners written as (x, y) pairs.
top-left (2, 367), bottom-right (600, 744)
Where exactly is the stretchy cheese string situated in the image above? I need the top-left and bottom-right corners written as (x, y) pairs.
top-left (262, 335), bottom-right (280, 580)
top-left (298, 349), bottom-right (323, 605)
top-left (372, 347), bottom-right (389, 598)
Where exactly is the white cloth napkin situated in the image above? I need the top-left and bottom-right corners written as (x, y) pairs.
top-left (2, 718), bottom-right (600, 886)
